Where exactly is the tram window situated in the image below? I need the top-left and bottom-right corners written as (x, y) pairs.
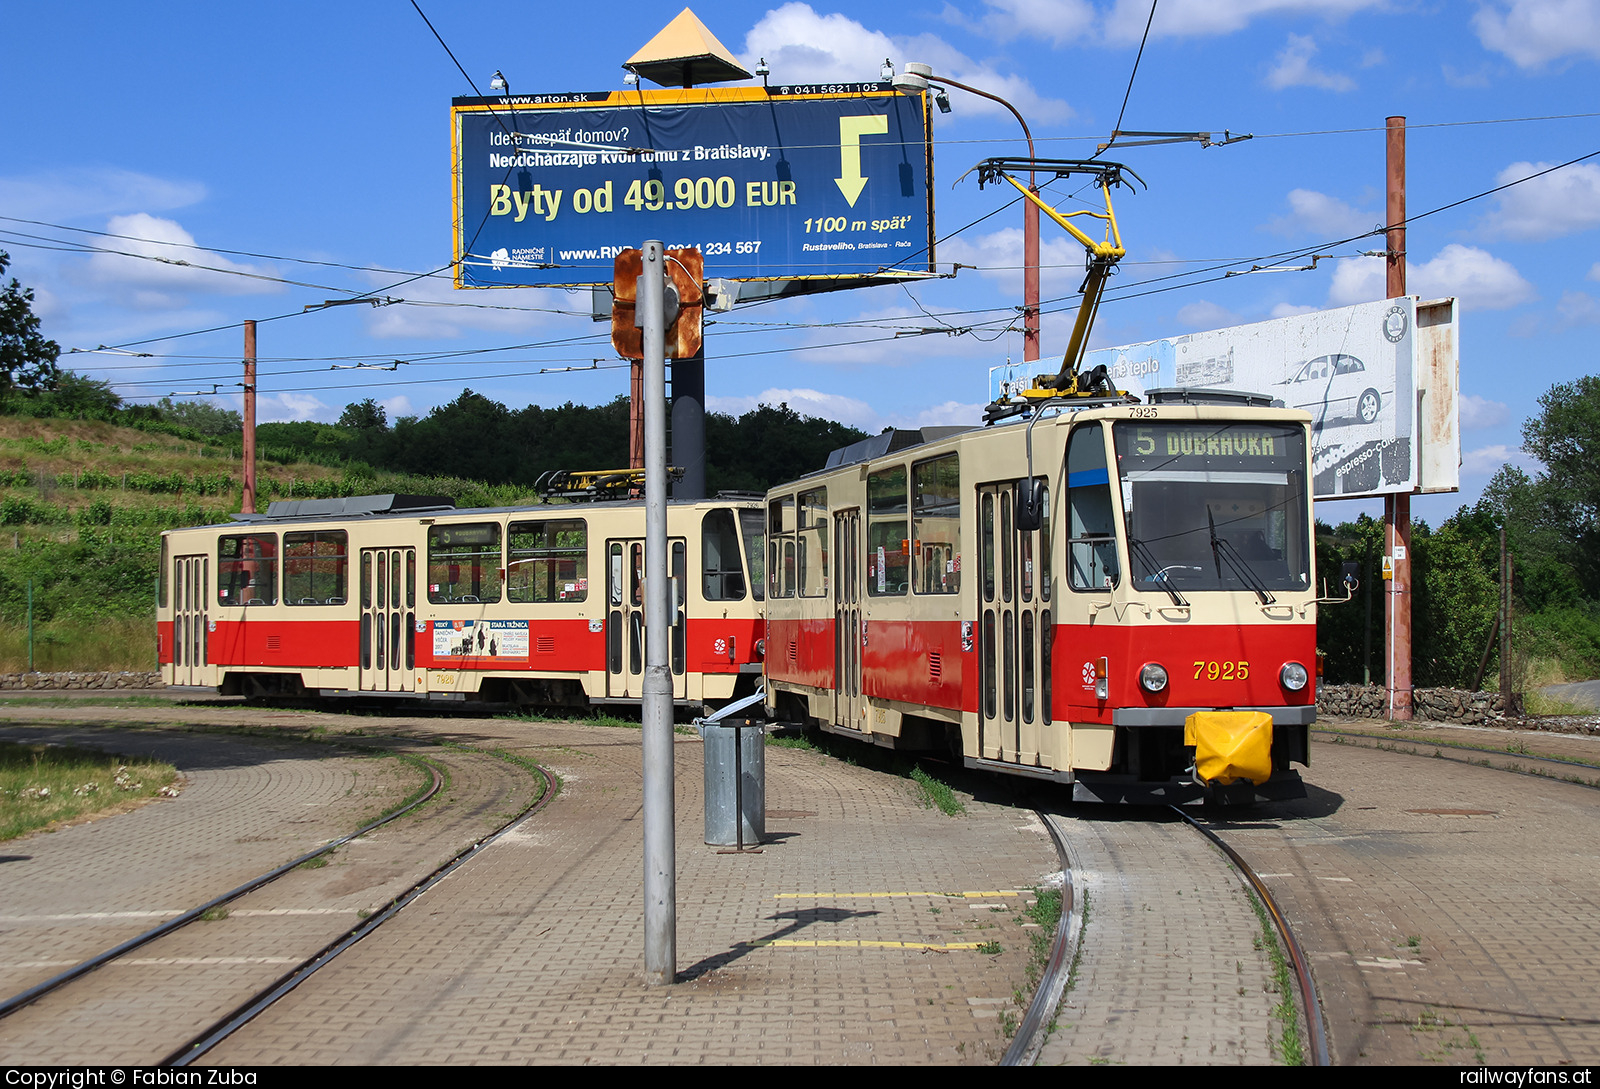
top-left (867, 465), bottom-right (908, 596)
top-left (912, 454), bottom-right (959, 595)
top-left (427, 523), bottom-right (503, 604)
top-left (702, 509), bottom-right (746, 601)
top-left (798, 487), bottom-right (828, 597)
top-left (738, 508), bottom-right (765, 602)
top-left (769, 495), bottom-right (795, 534)
top-left (1037, 482), bottom-right (1052, 602)
top-left (158, 536), bottom-right (168, 608)
top-left (218, 533), bottom-right (278, 606)
top-left (508, 519), bottom-right (587, 603)
top-left (1066, 426), bottom-right (1119, 591)
top-left (284, 531), bottom-right (348, 606)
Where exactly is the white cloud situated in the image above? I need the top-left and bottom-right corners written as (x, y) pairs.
top-left (1327, 246), bottom-right (1534, 311)
top-left (1267, 188), bottom-right (1376, 237)
top-left (1482, 160), bottom-right (1600, 241)
top-left (743, 4), bottom-right (1071, 122)
top-left (1266, 33), bottom-right (1357, 90)
top-left (1461, 443), bottom-right (1542, 478)
top-left (1104, 0), bottom-right (1387, 41)
top-left (1556, 290), bottom-right (1600, 326)
top-left (0, 169), bottom-right (205, 221)
top-left (262, 393), bottom-right (332, 423)
top-left (1176, 300), bottom-right (1243, 330)
top-left (379, 395), bottom-right (414, 419)
top-left (1590, 262), bottom-right (1600, 280)
top-left (939, 227), bottom-right (1089, 300)
top-left (971, 0), bottom-right (1097, 45)
top-left (1270, 302), bottom-right (1318, 318)
top-left (1474, 0), bottom-right (1600, 68)
top-left (360, 270), bottom-right (562, 340)
top-left (86, 213), bottom-right (283, 305)
top-left (1459, 393), bottom-right (1510, 430)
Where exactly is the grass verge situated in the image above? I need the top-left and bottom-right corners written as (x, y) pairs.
top-left (909, 765), bottom-right (965, 816)
top-left (0, 740), bottom-right (178, 840)
top-left (1245, 887), bottom-right (1306, 1066)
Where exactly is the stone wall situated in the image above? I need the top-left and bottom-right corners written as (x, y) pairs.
top-left (0, 671), bottom-right (165, 691)
top-left (1317, 684), bottom-right (1515, 723)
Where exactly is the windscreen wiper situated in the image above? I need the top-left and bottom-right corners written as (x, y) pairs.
top-left (1129, 537), bottom-right (1189, 606)
top-left (1207, 508), bottom-right (1275, 605)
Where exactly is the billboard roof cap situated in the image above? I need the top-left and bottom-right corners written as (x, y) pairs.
top-left (625, 8), bottom-right (752, 87)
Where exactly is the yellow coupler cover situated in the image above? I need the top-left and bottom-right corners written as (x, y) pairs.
top-left (1184, 711), bottom-right (1274, 786)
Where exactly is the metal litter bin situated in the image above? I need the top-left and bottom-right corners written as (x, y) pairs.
top-left (696, 691), bottom-right (766, 848)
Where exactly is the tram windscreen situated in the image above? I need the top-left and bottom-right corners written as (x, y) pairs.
top-left (1112, 422), bottom-right (1310, 595)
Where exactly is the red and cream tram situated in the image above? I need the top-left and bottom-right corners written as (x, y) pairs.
top-left (158, 492), bottom-right (766, 709)
top-left (762, 390), bottom-right (1319, 803)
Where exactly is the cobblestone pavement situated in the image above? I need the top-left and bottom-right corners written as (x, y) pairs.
top-left (207, 719), bottom-right (1060, 1066)
top-left (0, 713), bottom-right (539, 1065)
top-left (1205, 722), bottom-right (1600, 1066)
top-left (1035, 808), bottom-right (1282, 1066)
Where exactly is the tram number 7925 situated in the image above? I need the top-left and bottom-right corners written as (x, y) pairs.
top-left (1194, 660), bottom-right (1250, 681)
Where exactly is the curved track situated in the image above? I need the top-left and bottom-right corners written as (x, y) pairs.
top-left (1197, 726), bottom-right (1600, 1065)
top-left (0, 729), bottom-right (551, 1067)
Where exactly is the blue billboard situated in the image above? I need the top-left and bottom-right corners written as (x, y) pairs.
top-left (451, 85), bottom-right (934, 288)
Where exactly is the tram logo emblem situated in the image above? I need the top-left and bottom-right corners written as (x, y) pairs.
top-left (713, 637), bottom-right (728, 656)
top-left (1081, 662), bottom-right (1097, 686)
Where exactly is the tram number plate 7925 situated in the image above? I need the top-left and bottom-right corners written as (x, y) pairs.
top-left (1194, 660), bottom-right (1249, 680)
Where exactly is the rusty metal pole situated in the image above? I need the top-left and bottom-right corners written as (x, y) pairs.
top-left (1384, 116), bottom-right (1412, 721)
top-left (629, 359), bottom-right (644, 471)
top-left (242, 320), bottom-right (257, 515)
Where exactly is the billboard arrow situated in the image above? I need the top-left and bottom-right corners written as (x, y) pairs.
top-left (835, 114), bottom-right (889, 207)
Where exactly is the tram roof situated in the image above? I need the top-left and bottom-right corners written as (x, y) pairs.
top-left (165, 491), bottom-right (762, 533)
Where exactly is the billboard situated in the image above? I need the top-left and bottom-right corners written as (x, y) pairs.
top-left (451, 84), bottom-right (934, 289)
top-left (990, 297), bottom-right (1461, 500)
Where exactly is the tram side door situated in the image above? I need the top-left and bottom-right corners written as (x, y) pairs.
top-left (359, 547), bottom-right (416, 692)
top-left (172, 554), bottom-right (209, 686)
top-left (977, 481), bottom-right (1050, 766)
top-left (606, 538), bottom-right (687, 700)
top-left (832, 509), bottom-right (863, 730)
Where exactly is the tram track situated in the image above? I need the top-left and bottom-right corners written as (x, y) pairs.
top-left (0, 729), bottom-right (555, 1067)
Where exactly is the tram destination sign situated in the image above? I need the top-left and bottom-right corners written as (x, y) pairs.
top-left (991, 297), bottom-right (1461, 501)
top-left (451, 85), bottom-right (934, 288)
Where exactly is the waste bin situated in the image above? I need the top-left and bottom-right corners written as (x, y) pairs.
top-left (699, 716), bottom-right (764, 847)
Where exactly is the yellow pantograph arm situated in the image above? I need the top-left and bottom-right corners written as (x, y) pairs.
top-left (996, 173), bottom-right (1125, 259)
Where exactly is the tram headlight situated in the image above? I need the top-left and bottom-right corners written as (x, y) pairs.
top-left (1139, 663), bottom-right (1169, 693)
top-left (1280, 661), bottom-right (1309, 691)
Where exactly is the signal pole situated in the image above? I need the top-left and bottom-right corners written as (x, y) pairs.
top-left (639, 240), bottom-right (677, 986)
top-left (1384, 116), bottom-right (1412, 721)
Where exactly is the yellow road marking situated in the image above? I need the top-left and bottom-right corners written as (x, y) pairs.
top-left (773, 890), bottom-right (1022, 900)
top-left (753, 940), bottom-right (985, 951)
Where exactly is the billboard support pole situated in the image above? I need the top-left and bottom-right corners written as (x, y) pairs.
top-left (1384, 115), bottom-right (1412, 721)
top-left (639, 240), bottom-right (677, 986)
top-left (242, 320), bottom-right (257, 515)
top-left (671, 347), bottom-right (706, 500)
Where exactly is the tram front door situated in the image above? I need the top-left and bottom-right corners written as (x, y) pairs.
top-left (605, 537), bottom-right (687, 700)
top-left (976, 480), bottom-right (1052, 767)
top-left (359, 547), bottom-right (416, 692)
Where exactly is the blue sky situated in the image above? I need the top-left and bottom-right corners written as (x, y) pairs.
top-left (3, 1), bottom-right (1598, 526)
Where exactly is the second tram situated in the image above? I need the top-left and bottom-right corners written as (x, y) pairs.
top-left (158, 492), bottom-right (766, 709)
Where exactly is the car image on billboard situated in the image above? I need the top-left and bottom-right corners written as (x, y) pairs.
top-left (1281, 353), bottom-right (1391, 429)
